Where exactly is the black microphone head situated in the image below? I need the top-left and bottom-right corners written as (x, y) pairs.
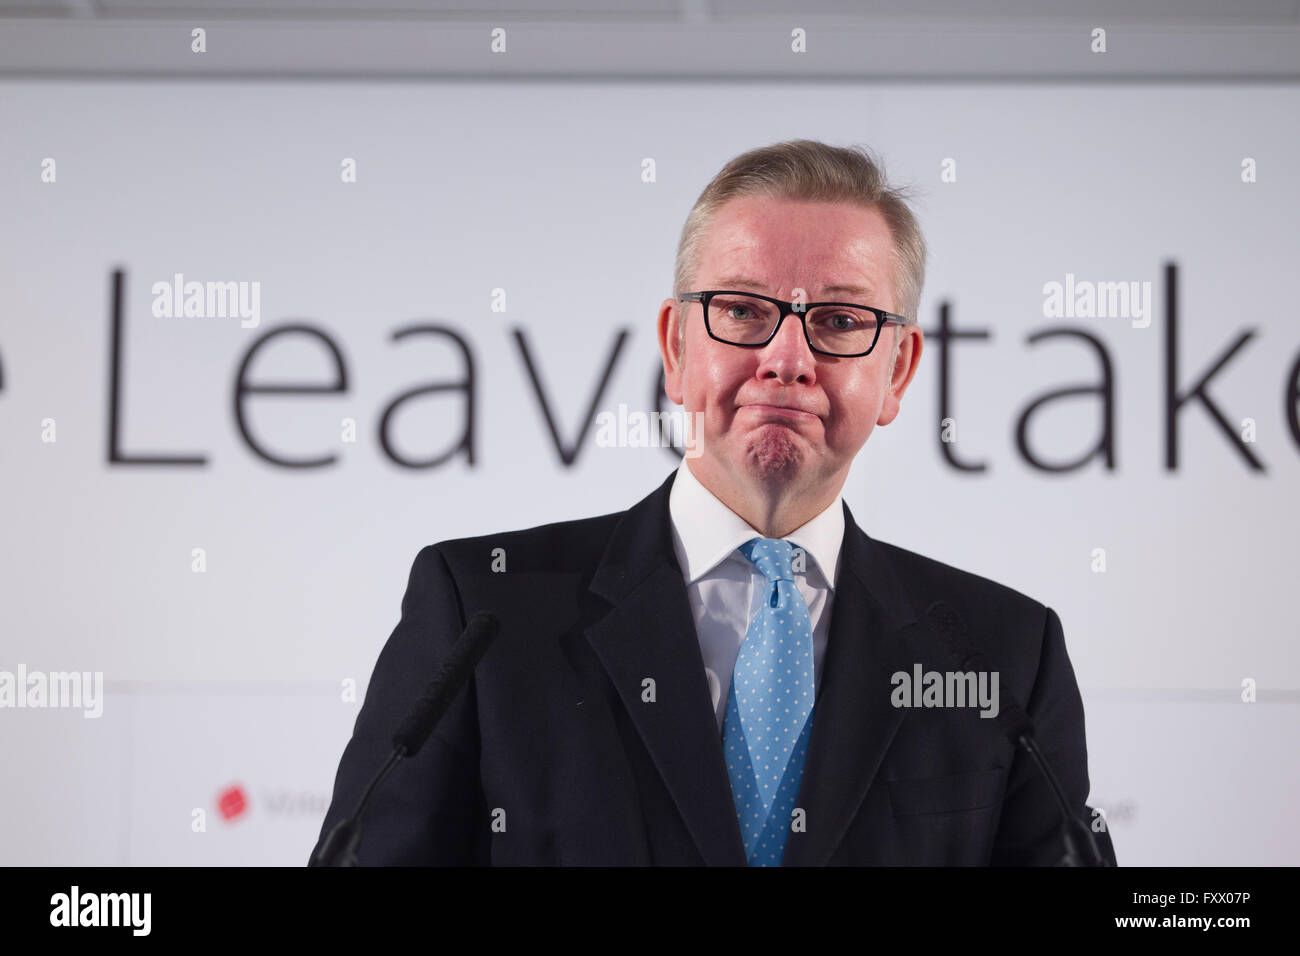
top-left (392, 611), bottom-right (500, 757)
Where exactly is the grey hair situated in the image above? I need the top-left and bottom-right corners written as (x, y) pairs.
top-left (672, 139), bottom-right (927, 368)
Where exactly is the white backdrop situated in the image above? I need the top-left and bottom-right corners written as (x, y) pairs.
top-left (1, 79), bottom-right (1297, 865)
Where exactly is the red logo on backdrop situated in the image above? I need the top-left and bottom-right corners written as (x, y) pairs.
top-left (217, 784), bottom-right (249, 821)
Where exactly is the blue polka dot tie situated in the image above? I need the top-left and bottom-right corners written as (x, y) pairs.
top-left (722, 536), bottom-right (816, 866)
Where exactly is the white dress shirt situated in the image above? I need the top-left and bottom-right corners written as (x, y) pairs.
top-left (667, 460), bottom-right (845, 734)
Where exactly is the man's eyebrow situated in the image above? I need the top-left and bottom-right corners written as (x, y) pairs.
top-left (715, 275), bottom-right (876, 300)
top-left (821, 283), bottom-right (876, 300)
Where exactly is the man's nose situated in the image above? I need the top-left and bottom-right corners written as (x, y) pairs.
top-left (756, 310), bottom-right (818, 383)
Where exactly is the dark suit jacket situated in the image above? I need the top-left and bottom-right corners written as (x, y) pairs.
top-left (314, 469), bottom-right (1116, 866)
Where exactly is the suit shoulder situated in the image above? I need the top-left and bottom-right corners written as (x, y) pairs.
top-left (870, 537), bottom-right (1061, 688)
top-left (872, 537), bottom-right (1049, 623)
top-left (422, 505), bottom-right (628, 574)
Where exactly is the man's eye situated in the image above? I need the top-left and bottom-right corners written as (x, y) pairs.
top-left (818, 312), bottom-right (864, 330)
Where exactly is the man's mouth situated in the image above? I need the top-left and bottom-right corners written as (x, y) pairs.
top-left (740, 403), bottom-right (818, 421)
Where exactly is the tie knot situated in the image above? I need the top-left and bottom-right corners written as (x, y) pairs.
top-left (739, 537), bottom-right (796, 583)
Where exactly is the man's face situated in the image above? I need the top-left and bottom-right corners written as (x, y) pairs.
top-left (658, 195), bottom-right (922, 501)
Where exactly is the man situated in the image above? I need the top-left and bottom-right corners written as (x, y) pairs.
top-left (313, 140), bottom-right (1116, 866)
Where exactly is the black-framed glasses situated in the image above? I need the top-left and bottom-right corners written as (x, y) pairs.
top-left (678, 290), bottom-right (914, 357)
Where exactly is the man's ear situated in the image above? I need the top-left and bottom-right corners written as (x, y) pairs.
top-left (657, 296), bottom-right (686, 405)
top-left (876, 326), bottom-right (923, 426)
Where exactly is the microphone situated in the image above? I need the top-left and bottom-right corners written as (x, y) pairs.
top-left (309, 611), bottom-right (500, 867)
top-left (923, 601), bottom-right (1111, 867)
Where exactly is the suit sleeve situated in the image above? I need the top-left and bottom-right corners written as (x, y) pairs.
top-left (310, 545), bottom-right (489, 865)
top-left (989, 605), bottom-right (1117, 866)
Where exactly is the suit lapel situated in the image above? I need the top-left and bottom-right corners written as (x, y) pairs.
top-left (585, 471), bottom-right (748, 866)
top-left (782, 501), bottom-right (922, 866)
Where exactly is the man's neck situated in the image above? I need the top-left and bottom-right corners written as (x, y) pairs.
top-left (686, 459), bottom-right (843, 539)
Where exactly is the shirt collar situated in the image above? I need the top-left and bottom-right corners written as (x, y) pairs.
top-left (668, 460), bottom-right (844, 590)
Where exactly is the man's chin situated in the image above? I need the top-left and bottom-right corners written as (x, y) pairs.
top-left (742, 425), bottom-right (805, 482)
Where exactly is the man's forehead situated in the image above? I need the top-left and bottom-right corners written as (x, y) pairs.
top-left (695, 197), bottom-right (896, 306)
top-left (714, 273), bottom-right (877, 300)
